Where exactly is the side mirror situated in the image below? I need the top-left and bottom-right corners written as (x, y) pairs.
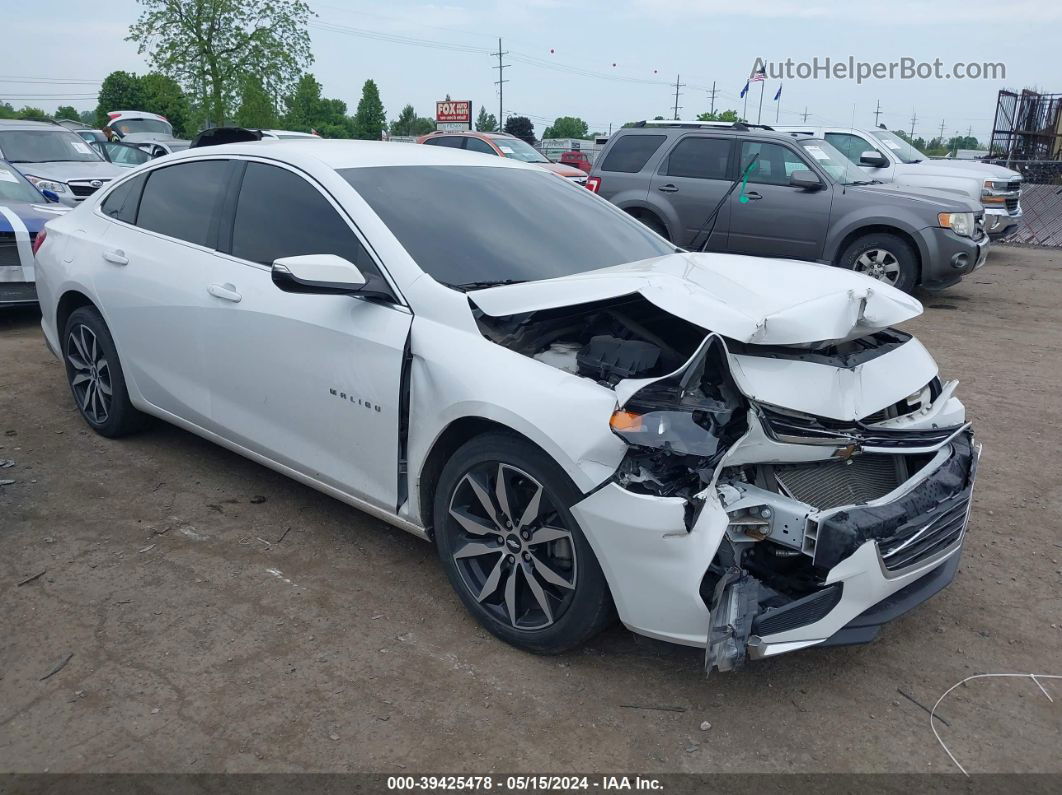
top-left (41, 189), bottom-right (61, 203)
top-left (271, 254), bottom-right (394, 301)
top-left (859, 150), bottom-right (889, 168)
top-left (789, 170), bottom-right (823, 191)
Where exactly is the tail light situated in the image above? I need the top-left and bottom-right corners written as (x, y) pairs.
top-left (586, 176), bottom-right (601, 193)
top-left (31, 229), bottom-right (46, 256)
top-left (107, 111), bottom-right (120, 119)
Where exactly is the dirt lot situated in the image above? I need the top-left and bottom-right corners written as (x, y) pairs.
top-left (1, 247), bottom-right (1060, 775)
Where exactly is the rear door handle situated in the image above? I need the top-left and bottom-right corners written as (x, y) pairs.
top-left (207, 283), bottom-right (242, 303)
top-left (102, 249), bottom-right (128, 265)
top-left (657, 184), bottom-right (679, 193)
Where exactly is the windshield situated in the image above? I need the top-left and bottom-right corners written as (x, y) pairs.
top-left (491, 137), bottom-right (550, 163)
top-left (112, 118), bottom-right (173, 137)
top-left (0, 130), bottom-right (103, 163)
top-left (0, 163), bottom-right (42, 202)
top-left (871, 130), bottom-right (926, 164)
top-left (798, 139), bottom-right (877, 185)
top-left (341, 165), bottom-right (673, 288)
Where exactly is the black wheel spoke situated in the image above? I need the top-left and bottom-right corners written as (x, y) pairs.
top-left (67, 324), bottom-right (111, 424)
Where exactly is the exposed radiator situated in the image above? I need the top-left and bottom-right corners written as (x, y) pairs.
top-left (774, 455), bottom-right (902, 509)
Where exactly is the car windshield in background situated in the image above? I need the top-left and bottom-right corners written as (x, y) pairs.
top-left (797, 139), bottom-right (875, 185)
top-left (341, 165), bottom-right (673, 288)
top-left (0, 164), bottom-right (42, 203)
top-left (113, 119), bottom-right (173, 136)
top-left (490, 137), bottom-right (550, 163)
top-left (871, 130), bottom-right (927, 164)
top-left (0, 130), bottom-right (103, 163)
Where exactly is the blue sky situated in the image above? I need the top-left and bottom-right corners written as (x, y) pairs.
top-left (4, 0), bottom-right (1060, 143)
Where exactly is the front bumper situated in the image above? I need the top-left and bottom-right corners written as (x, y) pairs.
top-left (919, 226), bottom-right (989, 290)
top-left (984, 205), bottom-right (1022, 239)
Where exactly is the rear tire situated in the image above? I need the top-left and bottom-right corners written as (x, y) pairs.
top-left (837, 232), bottom-right (919, 293)
top-left (62, 306), bottom-right (148, 438)
top-left (433, 432), bottom-right (614, 654)
top-left (633, 212), bottom-right (670, 241)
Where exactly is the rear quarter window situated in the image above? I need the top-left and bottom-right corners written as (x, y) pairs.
top-left (599, 134), bottom-right (666, 173)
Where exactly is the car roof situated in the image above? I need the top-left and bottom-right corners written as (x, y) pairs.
top-left (161, 139), bottom-right (538, 171)
top-left (0, 119), bottom-right (65, 131)
top-left (612, 123), bottom-right (808, 145)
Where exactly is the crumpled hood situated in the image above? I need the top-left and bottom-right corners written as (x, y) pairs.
top-left (470, 252), bottom-right (922, 345)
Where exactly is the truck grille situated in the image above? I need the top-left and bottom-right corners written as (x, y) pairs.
top-left (1006, 197), bottom-right (1019, 213)
top-left (878, 495), bottom-right (970, 571)
top-left (774, 455), bottom-right (902, 509)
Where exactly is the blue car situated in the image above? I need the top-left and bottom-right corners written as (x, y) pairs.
top-left (0, 160), bottom-right (68, 305)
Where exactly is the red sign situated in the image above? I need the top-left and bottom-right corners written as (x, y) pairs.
top-left (436, 100), bottom-right (472, 124)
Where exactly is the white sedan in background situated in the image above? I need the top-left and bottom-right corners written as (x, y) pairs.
top-left (33, 140), bottom-right (978, 671)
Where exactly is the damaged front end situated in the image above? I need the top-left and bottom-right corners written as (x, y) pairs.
top-left (472, 286), bottom-right (978, 673)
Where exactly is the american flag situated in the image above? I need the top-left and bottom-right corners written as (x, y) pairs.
top-left (750, 65), bottom-right (766, 83)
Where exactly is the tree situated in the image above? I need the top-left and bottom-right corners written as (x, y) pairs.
top-left (127, 0), bottom-right (313, 128)
top-left (504, 115), bottom-right (535, 144)
top-left (696, 109), bottom-right (740, 122)
top-left (236, 75), bottom-right (277, 130)
top-left (14, 107), bottom-right (49, 121)
top-left (140, 73), bottom-right (192, 136)
top-left (352, 79), bottom-right (386, 140)
top-left (55, 105), bottom-right (80, 121)
top-left (95, 71), bottom-right (146, 127)
top-left (475, 105), bottom-right (497, 132)
top-left (390, 104), bottom-right (435, 137)
top-left (280, 73), bottom-right (354, 137)
top-left (542, 116), bottom-right (589, 140)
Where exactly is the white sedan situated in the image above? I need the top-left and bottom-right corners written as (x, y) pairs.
top-left (33, 140), bottom-right (978, 671)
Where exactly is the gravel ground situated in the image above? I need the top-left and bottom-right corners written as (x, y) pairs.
top-left (1, 246), bottom-right (1060, 775)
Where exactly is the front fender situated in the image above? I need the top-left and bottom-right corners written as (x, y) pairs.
top-left (823, 208), bottom-right (931, 266)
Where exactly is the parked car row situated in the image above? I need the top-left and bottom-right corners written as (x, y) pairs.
top-left (0, 160), bottom-right (68, 305)
top-left (31, 139), bottom-right (980, 671)
top-left (585, 121), bottom-right (996, 293)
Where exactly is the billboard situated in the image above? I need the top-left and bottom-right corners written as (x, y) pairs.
top-left (436, 100), bottom-right (472, 131)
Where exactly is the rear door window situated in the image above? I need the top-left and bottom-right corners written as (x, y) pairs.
top-left (599, 134), bottom-right (666, 173)
top-left (423, 136), bottom-right (465, 148)
top-left (665, 137), bottom-right (730, 179)
top-left (464, 137), bottom-right (497, 155)
top-left (135, 160), bottom-right (231, 247)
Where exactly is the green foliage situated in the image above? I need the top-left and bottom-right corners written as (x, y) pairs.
top-left (236, 75), bottom-right (278, 129)
top-left (352, 79), bottom-right (386, 140)
top-left (55, 105), bottom-right (80, 122)
top-left (696, 109), bottom-right (740, 122)
top-left (0, 103), bottom-right (15, 120)
top-left (0, 103), bottom-right (53, 121)
top-left (127, 0), bottom-right (313, 127)
top-left (95, 71), bottom-right (145, 127)
top-left (504, 115), bottom-right (535, 144)
top-left (389, 104), bottom-right (435, 137)
top-left (78, 110), bottom-right (96, 125)
top-left (475, 105), bottom-right (497, 133)
top-left (542, 116), bottom-right (588, 140)
top-left (140, 73), bottom-right (192, 136)
top-left (281, 73), bottom-right (353, 137)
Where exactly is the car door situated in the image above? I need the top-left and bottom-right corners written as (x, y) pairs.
top-left (726, 140), bottom-right (833, 261)
top-left (94, 159), bottom-right (233, 426)
top-left (647, 134), bottom-right (733, 249)
top-left (203, 159), bottom-right (412, 510)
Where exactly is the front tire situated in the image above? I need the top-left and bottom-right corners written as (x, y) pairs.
top-left (62, 306), bottom-right (148, 437)
top-left (433, 433), bottom-right (614, 654)
top-left (837, 232), bottom-right (919, 293)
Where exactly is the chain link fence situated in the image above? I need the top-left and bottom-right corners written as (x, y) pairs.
top-left (984, 160), bottom-right (1062, 247)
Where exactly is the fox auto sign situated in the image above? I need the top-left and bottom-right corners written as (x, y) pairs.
top-left (436, 100), bottom-right (472, 130)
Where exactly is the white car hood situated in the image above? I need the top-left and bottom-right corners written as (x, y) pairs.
top-left (906, 160), bottom-right (1019, 181)
top-left (470, 252), bottom-right (922, 346)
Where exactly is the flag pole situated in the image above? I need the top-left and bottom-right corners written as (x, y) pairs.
top-left (757, 80), bottom-right (765, 124)
top-left (776, 90), bottom-right (780, 123)
top-left (743, 90), bottom-right (748, 122)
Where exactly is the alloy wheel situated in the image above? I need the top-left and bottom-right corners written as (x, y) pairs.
top-left (854, 248), bottom-right (901, 285)
top-left (447, 462), bottom-right (577, 631)
top-left (66, 324), bottom-right (112, 424)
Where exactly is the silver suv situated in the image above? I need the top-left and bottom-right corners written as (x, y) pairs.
top-left (0, 120), bottom-right (126, 206)
top-left (587, 121), bottom-right (987, 293)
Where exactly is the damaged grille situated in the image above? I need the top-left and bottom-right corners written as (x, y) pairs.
top-left (878, 495), bottom-right (970, 571)
top-left (759, 405), bottom-right (961, 450)
top-left (774, 456), bottom-right (902, 510)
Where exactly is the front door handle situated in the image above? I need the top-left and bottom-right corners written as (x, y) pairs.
top-left (657, 184), bottom-right (679, 193)
top-left (743, 191), bottom-right (763, 200)
top-left (102, 249), bottom-right (128, 265)
top-left (207, 283), bottom-right (242, 303)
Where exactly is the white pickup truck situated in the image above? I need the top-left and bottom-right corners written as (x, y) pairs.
top-left (774, 125), bottom-right (1023, 238)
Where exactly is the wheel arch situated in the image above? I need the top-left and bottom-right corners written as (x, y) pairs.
top-left (831, 224), bottom-right (925, 283)
top-left (623, 206), bottom-right (671, 240)
top-left (56, 289), bottom-right (98, 339)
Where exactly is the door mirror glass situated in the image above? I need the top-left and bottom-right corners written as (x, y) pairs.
top-left (272, 254), bottom-right (368, 295)
top-left (789, 170), bottom-right (823, 190)
top-left (859, 150), bottom-right (889, 168)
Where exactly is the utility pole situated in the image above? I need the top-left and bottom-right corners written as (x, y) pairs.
top-left (909, 110), bottom-right (917, 139)
top-left (707, 81), bottom-right (717, 115)
top-left (801, 106), bottom-right (810, 122)
top-left (938, 119), bottom-right (946, 144)
top-left (491, 37), bottom-right (508, 132)
top-left (873, 99), bottom-right (882, 128)
top-left (672, 74), bottom-right (685, 120)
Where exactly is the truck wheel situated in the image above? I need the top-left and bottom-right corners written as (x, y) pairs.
top-left (433, 432), bottom-right (614, 654)
top-left (838, 233), bottom-right (918, 293)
